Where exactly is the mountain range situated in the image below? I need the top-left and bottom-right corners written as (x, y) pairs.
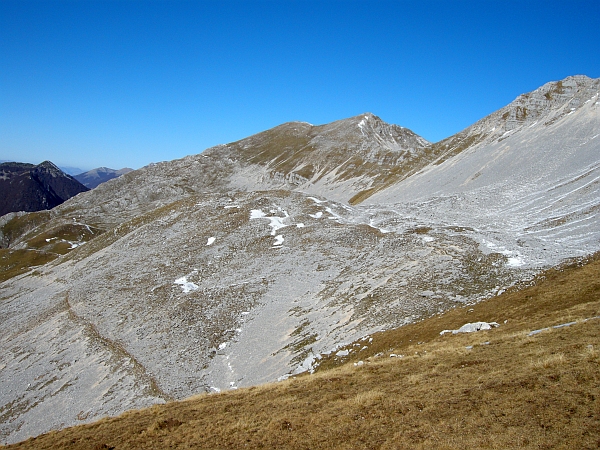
top-left (0, 75), bottom-right (599, 445)
top-left (0, 161), bottom-right (89, 217)
top-left (74, 167), bottom-right (134, 189)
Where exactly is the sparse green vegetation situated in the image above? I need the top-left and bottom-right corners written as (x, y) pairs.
top-left (0, 211), bottom-right (51, 248)
top-left (0, 249), bottom-right (58, 283)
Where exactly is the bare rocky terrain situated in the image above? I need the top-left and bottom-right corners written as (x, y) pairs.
top-left (0, 75), bottom-right (599, 444)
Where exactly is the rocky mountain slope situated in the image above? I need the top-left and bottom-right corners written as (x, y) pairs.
top-left (74, 167), bottom-right (134, 189)
top-left (0, 75), bottom-right (599, 445)
top-left (367, 75), bottom-right (600, 268)
top-left (0, 161), bottom-right (89, 216)
top-left (5, 252), bottom-right (600, 450)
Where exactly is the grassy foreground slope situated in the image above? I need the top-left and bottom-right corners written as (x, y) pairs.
top-left (5, 254), bottom-right (600, 450)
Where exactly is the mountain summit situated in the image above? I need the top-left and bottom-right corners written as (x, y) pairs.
top-left (74, 167), bottom-right (134, 189)
top-left (0, 161), bottom-right (89, 216)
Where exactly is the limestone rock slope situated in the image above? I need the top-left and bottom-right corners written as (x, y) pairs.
top-left (1, 76), bottom-right (599, 444)
top-left (367, 75), bottom-right (600, 268)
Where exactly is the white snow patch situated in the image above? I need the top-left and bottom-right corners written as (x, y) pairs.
top-left (506, 255), bottom-right (525, 267)
top-left (224, 205), bottom-right (240, 209)
top-left (422, 236), bottom-right (434, 243)
top-left (368, 220), bottom-right (390, 234)
top-left (440, 322), bottom-right (500, 335)
top-left (250, 208), bottom-right (289, 235)
top-left (336, 349), bottom-right (350, 357)
top-left (324, 207), bottom-right (342, 220)
top-left (250, 209), bottom-right (266, 219)
top-left (218, 342), bottom-right (228, 350)
top-left (307, 197), bottom-right (326, 204)
top-left (207, 237), bottom-right (216, 246)
top-left (273, 235), bottom-right (284, 246)
top-left (210, 386), bottom-right (221, 393)
top-left (266, 217), bottom-right (287, 235)
top-left (296, 223), bottom-right (305, 228)
top-left (174, 276), bottom-right (199, 293)
top-left (309, 211), bottom-right (323, 219)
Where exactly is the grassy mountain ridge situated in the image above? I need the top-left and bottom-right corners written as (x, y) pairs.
top-left (5, 252), bottom-right (599, 449)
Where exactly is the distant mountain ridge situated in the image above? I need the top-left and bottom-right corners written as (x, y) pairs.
top-left (0, 161), bottom-right (89, 216)
top-left (74, 167), bottom-right (134, 189)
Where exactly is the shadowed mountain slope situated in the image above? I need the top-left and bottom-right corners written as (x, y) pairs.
top-left (0, 161), bottom-right (89, 216)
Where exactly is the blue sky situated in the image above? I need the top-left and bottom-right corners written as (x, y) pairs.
top-left (1, 0), bottom-right (599, 172)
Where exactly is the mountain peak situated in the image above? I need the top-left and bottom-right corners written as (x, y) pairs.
top-left (74, 167), bottom-right (135, 189)
top-left (0, 161), bottom-right (88, 216)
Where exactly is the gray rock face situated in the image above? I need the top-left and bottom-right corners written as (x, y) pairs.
top-left (1, 76), bottom-right (599, 444)
top-left (367, 75), bottom-right (600, 269)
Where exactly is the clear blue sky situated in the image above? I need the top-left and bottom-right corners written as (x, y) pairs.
top-left (1, 0), bottom-right (599, 172)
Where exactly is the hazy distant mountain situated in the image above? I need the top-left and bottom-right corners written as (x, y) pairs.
top-left (0, 75), bottom-right (598, 445)
top-left (74, 167), bottom-right (134, 189)
top-left (0, 161), bottom-right (89, 216)
top-left (59, 166), bottom-right (85, 176)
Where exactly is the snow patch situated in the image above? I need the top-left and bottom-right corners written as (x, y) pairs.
top-left (206, 237), bottom-right (216, 246)
top-left (250, 209), bottom-right (266, 219)
top-left (506, 256), bottom-right (525, 267)
top-left (174, 276), bottom-right (199, 293)
top-left (250, 208), bottom-right (289, 235)
top-left (273, 235), bottom-right (284, 246)
top-left (309, 211), bottom-right (323, 219)
top-left (324, 207), bottom-right (341, 219)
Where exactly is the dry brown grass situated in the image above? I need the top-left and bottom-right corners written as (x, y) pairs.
top-left (4, 254), bottom-right (600, 449)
